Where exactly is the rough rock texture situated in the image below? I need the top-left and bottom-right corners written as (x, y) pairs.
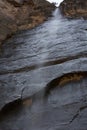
top-left (59, 0), bottom-right (87, 18)
top-left (0, 0), bottom-right (55, 46)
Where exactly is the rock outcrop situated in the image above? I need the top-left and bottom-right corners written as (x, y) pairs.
top-left (0, 0), bottom-right (55, 46)
top-left (59, 0), bottom-right (87, 19)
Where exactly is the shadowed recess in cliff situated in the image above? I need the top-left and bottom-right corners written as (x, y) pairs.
top-left (0, 71), bottom-right (87, 119)
top-left (0, 97), bottom-right (33, 120)
top-left (44, 71), bottom-right (87, 97)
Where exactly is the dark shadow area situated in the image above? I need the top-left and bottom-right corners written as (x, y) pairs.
top-left (44, 71), bottom-right (87, 97)
top-left (0, 99), bottom-right (22, 120)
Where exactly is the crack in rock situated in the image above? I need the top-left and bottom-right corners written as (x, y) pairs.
top-left (69, 104), bottom-right (87, 124)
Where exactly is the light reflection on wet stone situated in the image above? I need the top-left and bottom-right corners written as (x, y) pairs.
top-left (0, 9), bottom-right (87, 130)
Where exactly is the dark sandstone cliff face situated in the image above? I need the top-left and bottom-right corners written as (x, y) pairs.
top-left (0, 0), bottom-right (55, 46)
top-left (59, 0), bottom-right (87, 19)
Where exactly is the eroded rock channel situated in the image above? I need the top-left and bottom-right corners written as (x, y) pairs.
top-left (0, 9), bottom-right (87, 130)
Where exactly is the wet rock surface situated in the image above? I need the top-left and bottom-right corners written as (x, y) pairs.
top-left (0, 9), bottom-right (87, 129)
top-left (60, 0), bottom-right (87, 19)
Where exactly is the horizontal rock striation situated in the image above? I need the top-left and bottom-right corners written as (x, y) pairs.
top-left (0, 0), bottom-right (55, 46)
top-left (59, 0), bottom-right (87, 19)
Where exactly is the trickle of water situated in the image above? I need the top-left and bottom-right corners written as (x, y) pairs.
top-left (0, 8), bottom-right (87, 130)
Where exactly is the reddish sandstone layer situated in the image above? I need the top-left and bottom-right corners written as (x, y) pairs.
top-left (60, 0), bottom-right (87, 19)
top-left (0, 0), bottom-right (55, 46)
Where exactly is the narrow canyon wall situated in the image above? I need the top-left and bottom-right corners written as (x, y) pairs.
top-left (0, 0), bottom-right (55, 46)
top-left (59, 0), bottom-right (87, 18)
